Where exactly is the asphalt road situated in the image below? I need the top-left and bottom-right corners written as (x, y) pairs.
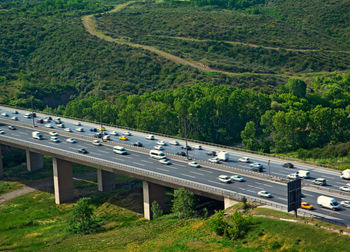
top-left (0, 108), bottom-right (350, 224)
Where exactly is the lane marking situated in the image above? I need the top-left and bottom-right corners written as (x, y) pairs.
top-left (201, 169), bottom-right (213, 174)
top-left (155, 167), bottom-right (169, 172)
top-left (182, 174), bottom-right (196, 179)
top-left (189, 171), bottom-right (204, 176)
top-left (132, 162), bottom-right (145, 167)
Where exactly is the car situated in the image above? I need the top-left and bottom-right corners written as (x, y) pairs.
top-left (283, 162), bottom-right (294, 168)
top-left (49, 131), bottom-right (58, 136)
top-left (50, 136), bottom-right (60, 143)
top-left (193, 145), bottom-right (203, 150)
top-left (13, 110), bottom-right (18, 114)
top-left (24, 112), bottom-right (33, 118)
top-left (11, 116), bottom-right (18, 121)
top-left (340, 186), bottom-right (350, 192)
top-left (250, 162), bottom-right (263, 168)
top-left (110, 130), bottom-right (119, 136)
top-left (76, 127), bottom-right (84, 132)
top-left (133, 141), bottom-right (143, 147)
top-left (238, 157), bottom-right (250, 163)
top-left (75, 122), bottom-right (81, 126)
top-left (176, 151), bottom-right (186, 156)
top-left (218, 175), bottom-right (232, 183)
top-left (64, 128), bottom-right (72, 132)
top-left (119, 136), bottom-right (128, 141)
top-left (45, 123), bottom-right (54, 128)
top-left (258, 191), bottom-right (272, 198)
top-left (8, 125), bottom-right (16, 130)
top-left (169, 140), bottom-right (179, 145)
top-left (301, 202), bottom-right (314, 210)
top-left (188, 161), bottom-right (200, 168)
top-left (0, 130), bottom-right (5, 134)
top-left (287, 173), bottom-right (300, 179)
top-left (94, 132), bottom-right (102, 138)
top-left (159, 159), bottom-right (171, 165)
top-left (43, 117), bottom-right (52, 123)
top-left (340, 201), bottom-right (350, 208)
top-left (207, 151), bottom-right (216, 156)
top-left (146, 135), bottom-right (155, 140)
top-left (57, 123), bottom-right (65, 128)
top-left (54, 118), bottom-right (62, 124)
top-left (92, 140), bottom-right (102, 146)
top-left (181, 145), bottom-right (192, 150)
top-left (1, 112), bottom-right (9, 117)
top-left (300, 193), bottom-right (305, 198)
top-left (123, 131), bottom-right (132, 136)
top-left (98, 127), bottom-right (106, 131)
top-left (36, 119), bottom-right (44, 123)
top-left (313, 178), bottom-right (326, 186)
top-left (90, 127), bottom-right (97, 132)
top-left (157, 140), bottom-right (167, 146)
top-left (208, 157), bottom-right (220, 163)
top-left (113, 146), bottom-right (127, 155)
top-left (154, 145), bottom-right (164, 150)
top-left (347, 183), bottom-right (350, 187)
top-left (230, 175), bottom-right (244, 182)
top-left (66, 138), bottom-right (77, 143)
top-left (78, 148), bottom-right (88, 154)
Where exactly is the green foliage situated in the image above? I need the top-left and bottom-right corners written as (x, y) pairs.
top-left (209, 210), bottom-right (227, 236)
top-left (241, 121), bottom-right (259, 151)
top-left (67, 197), bottom-right (100, 234)
top-left (241, 197), bottom-right (248, 211)
top-left (151, 201), bottom-right (163, 219)
top-left (284, 78), bottom-right (307, 98)
top-left (171, 188), bottom-right (197, 218)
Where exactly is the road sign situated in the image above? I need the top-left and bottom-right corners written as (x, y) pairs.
top-left (287, 178), bottom-right (301, 213)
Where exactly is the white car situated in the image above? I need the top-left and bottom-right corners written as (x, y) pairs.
top-left (1, 112), bottom-right (9, 117)
top-left (75, 122), bottom-right (82, 126)
top-left (346, 183), bottom-right (350, 187)
top-left (341, 201), bottom-right (350, 208)
top-left (258, 191), bottom-right (272, 198)
top-left (159, 159), bottom-right (171, 165)
top-left (45, 123), bottom-right (54, 128)
top-left (193, 145), bottom-right (202, 150)
top-left (218, 175), bottom-right (232, 183)
top-left (157, 140), bottom-right (167, 146)
top-left (154, 145), bottom-right (164, 150)
top-left (208, 157), bottom-right (220, 163)
top-left (230, 175), bottom-right (244, 182)
top-left (238, 157), bottom-right (250, 163)
top-left (169, 140), bottom-right (179, 145)
top-left (123, 131), bottom-right (132, 136)
top-left (49, 131), bottom-right (58, 136)
top-left (188, 161), bottom-right (200, 168)
top-left (113, 146), bottom-right (127, 155)
top-left (340, 186), bottom-right (350, 192)
top-left (66, 138), bottom-right (77, 143)
top-left (110, 131), bottom-right (119, 136)
top-left (64, 128), bottom-right (72, 132)
top-left (146, 135), bottom-right (155, 140)
top-left (76, 127), bottom-right (84, 132)
top-left (92, 140), bottom-right (102, 146)
top-left (287, 173), bottom-right (299, 179)
top-left (0, 130), bottom-right (5, 134)
top-left (57, 123), bottom-right (65, 128)
top-left (11, 116), bottom-right (18, 121)
top-left (50, 136), bottom-right (60, 143)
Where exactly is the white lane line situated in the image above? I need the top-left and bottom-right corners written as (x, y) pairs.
top-left (98, 150), bottom-right (109, 154)
top-left (182, 174), bottom-right (196, 179)
top-left (275, 196), bottom-right (287, 202)
top-left (262, 183), bottom-right (273, 188)
top-left (208, 180), bottom-right (225, 186)
top-left (189, 171), bottom-right (204, 176)
top-left (132, 162), bottom-right (145, 167)
top-left (142, 160), bottom-right (154, 164)
top-left (155, 167), bottom-right (169, 172)
top-left (201, 169), bottom-right (213, 174)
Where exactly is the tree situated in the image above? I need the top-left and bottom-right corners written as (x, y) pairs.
top-left (151, 201), bottom-right (163, 219)
top-left (226, 211), bottom-right (252, 240)
top-left (172, 188), bottom-right (197, 218)
top-left (67, 198), bottom-right (100, 234)
top-left (209, 210), bottom-right (227, 236)
top-left (285, 78), bottom-right (307, 98)
top-left (241, 121), bottom-right (259, 151)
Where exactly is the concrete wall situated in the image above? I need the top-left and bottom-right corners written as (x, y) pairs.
top-left (143, 181), bottom-right (166, 220)
top-left (53, 157), bottom-right (74, 204)
top-left (224, 197), bottom-right (239, 209)
top-left (97, 168), bottom-right (116, 192)
top-left (26, 150), bottom-right (44, 172)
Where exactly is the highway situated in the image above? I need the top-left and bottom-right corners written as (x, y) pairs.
top-left (0, 106), bottom-right (350, 225)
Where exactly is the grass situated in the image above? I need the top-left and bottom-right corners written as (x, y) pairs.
top-left (0, 181), bottom-right (24, 196)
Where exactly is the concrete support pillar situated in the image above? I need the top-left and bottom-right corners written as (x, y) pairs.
top-left (143, 181), bottom-right (166, 220)
top-left (53, 157), bottom-right (74, 204)
top-left (97, 168), bottom-right (116, 192)
top-left (0, 146), bottom-right (3, 179)
top-left (224, 197), bottom-right (238, 209)
top-left (26, 150), bottom-right (44, 172)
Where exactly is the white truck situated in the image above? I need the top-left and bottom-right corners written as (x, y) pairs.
top-left (340, 169), bottom-right (350, 180)
top-left (297, 170), bottom-right (310, 179)
top-left (317, 196), bottom-right (340, 210)
top-left (32, 131), bottom-right (43, 140)
top-left (217, 151), bottom-right (229, 161)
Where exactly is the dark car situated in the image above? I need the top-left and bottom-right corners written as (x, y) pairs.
top-left (282, 162), bottom-right (294, 168)
top-left (181, 145), bottom-right (192, 150)
top-left (8, 125), bottom-right (16, 130)
top-left (176, 151), bottom-right (187, 156)
top-left (207, 151), bottom-right (216, 156)
top-left (78, 148), bottom-right (88, 154)
top-left (90, 128), bottom-right (98, 132)
top-left (251, 166), bottom-right (263, 172)
top-left (36, 119), bottom-right (44, 124)
top-left (94, 132), bottom-right (103, 138)
top-left (133, 141), bottom-right (143, 147)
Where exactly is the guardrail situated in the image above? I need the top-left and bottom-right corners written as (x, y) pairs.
top-left (0, 104), bottom-right (340, 170)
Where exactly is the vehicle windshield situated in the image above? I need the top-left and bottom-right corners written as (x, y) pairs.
top-left (330, 202), bottom-right (339, 206)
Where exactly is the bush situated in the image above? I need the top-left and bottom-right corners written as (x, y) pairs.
top-left (67, 198), bottom-right (100, 234)
top-left (151, 201), bottom-right (163, 219)
top-left (209, 210), bottom-right (227, 236)
top-left (171, 188), bottom-right (197, 218)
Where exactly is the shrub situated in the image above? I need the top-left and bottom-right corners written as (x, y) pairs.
top-left (171, 188), bottom-right (197, 218)
top-left (209, 210), bottom-right (227, 236)
top-left (151, 201), bottom-right (163, 219)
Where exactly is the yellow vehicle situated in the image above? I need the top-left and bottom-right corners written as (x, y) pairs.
top-left (119, 136), bottom-right (128, 141)
top-left (98, 127), bottom-right (106, 131)
top-left (301, 202), bottom-right (313, 210)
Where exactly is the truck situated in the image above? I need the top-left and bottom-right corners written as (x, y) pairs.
top-left (317, 196), bottom-right (340, 210)
top-left (297, 170), bottom-right (310, 179)
top-left (32, 131), bottom-right (43, 140)
top-left (340, 169), bottom-right (350, 180)
top-left (217, 151), bottom-right (229, 161)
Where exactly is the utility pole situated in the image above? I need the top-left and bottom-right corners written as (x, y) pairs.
top-left (268, 159), bottom-right (271, 176)
top-left (184, 115), bottom-right (189, 160)
top-left (31, 95), bottom-right (35, 128)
